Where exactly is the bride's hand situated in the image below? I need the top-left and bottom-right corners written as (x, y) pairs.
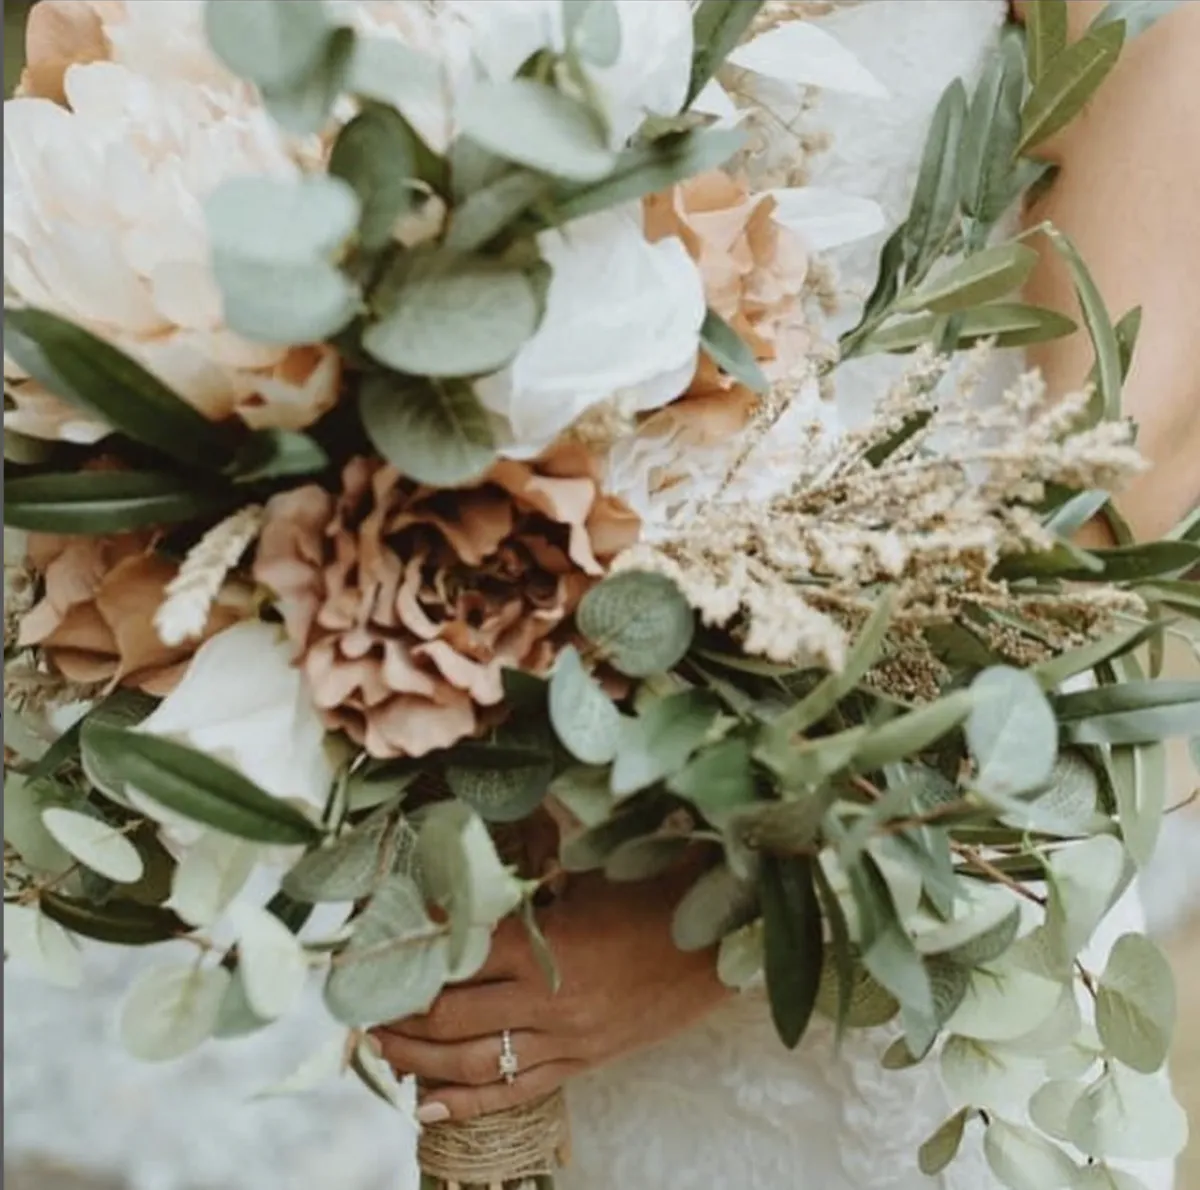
top-left (371, 862), bottom-right (732, 1124)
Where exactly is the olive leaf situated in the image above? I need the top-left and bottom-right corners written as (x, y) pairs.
top-left (902, 80), bottom-right (967, 274)
top-left (898, 243), bottom-right (1039, 315)
top-left (687, 0), bottom-right (766, 103)
top-left (1026, 0), bottom-right (1069, 83)
top-left (760, 854), bottom-right (824, 1049)
top-left (861, 302), bottom-right (1076, 355)
top-left (958, 29), bottom-right (1026, 224)
top-left (699, 308), bottom-right (769, 395)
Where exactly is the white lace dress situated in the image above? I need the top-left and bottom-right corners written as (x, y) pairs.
top-left (558, 4), bottom-right (1178, 1189)
top-left (1, 6), bottom-right (1180, 1190)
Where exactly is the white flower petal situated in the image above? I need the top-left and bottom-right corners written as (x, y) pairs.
top-left (727, 23), bottom-right (888, 97)
top-left (769, 187), bottom-right (887, 252)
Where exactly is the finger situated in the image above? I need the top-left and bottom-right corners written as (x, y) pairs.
top-left (381, 980), bottom-right (541, 1042)
top-left (417, 1060), bottom-right (583, 1124)
top-left (375, 1028), bottom-right (568, 1087)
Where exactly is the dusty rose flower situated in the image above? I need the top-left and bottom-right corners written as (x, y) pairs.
top-left (18, 532), bottom-right (250, 696)
top-left (253, 448), bottom-right (640, 759)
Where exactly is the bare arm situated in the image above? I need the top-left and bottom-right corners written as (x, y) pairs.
top-left (1014, 0), bottom-right (1200, 544)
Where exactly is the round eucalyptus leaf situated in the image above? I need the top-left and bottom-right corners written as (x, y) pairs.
top-left (946, 961), bottom-right (1063, 1043)
top-left (360, 373), bottom-right (496, 488)
top-left (918, 1109), bottom-right (970, 1176)
top-left (1067, 1065), bottom-right (1188, 1162)
top-left (1044, 835), bottom-right (1127, 973)
top-left (716, 919), bottom-right (765, 991)
top-left (211, 256), bottom-right (360, 345)
top-left (983, 1119), bottom-right (1077, 1190)
top-left (204, 0), bottom-right (331, 91)
top-left (814, 956), bottom-right (899, 1028)
top-left (940, 1037), bottom-right (1042, 1111)
top-left (967, 666), bottom-right (1059, 797)
top-left (549, 646), bottom-right (621, 765)
top-left (1095, 933), bottom-right (1176, 1074)
top-left (40, 808), bottom-right (144, 884)
top-left (1070, 1166), bottom-right (1153, 1190)
top-left (576, 570), bottom-right (695, 678)
top-left (363, 258), bottom-right (540, 378)
top-left (119, 963), bottom-right (230, 1061)
top-left (2, 903), bottom-right (82, 989)
top-left (672, 863), bottom-right (758, 952)
top-left (166, 833), bottom-right (257, 928)
top-left (214, 967), bottom-right (273, 1040)
top-left (457, 78), bottom-right (617, 182)
top-left (1029, 1079), bottom-right (1085, 1145)
top-left (604, 834), bottom-right (689, 882)
top-left (230, 903), bottom-right (308, 1021)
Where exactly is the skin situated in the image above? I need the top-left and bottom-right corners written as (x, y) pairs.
top-left (380, 1), bottom-right (1200, 1122)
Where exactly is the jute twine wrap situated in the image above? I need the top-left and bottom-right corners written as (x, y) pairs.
top-left (418, 1088), bottom-right (568, 1184)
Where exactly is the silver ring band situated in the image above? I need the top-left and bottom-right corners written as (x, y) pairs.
top-left (498, 1029), bottom-right (518, 1085)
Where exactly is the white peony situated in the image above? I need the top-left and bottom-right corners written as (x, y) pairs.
top-left (474, 206), bottom-right (707, 456)
top-left (136, 620), bottom-right (341, 815)
top-left (3, 59), bottom-right (339, 442)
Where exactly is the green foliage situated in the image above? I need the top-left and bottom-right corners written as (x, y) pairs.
top-left (577, 571), bottom-right (695, 678)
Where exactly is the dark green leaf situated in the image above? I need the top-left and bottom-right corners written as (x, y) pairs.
top-left (1020, 20), bottom-right (1126, 152)
top-left (759, 854), bottom-right (823, 1049)
top-left (841, 228), bottom-right (907, 356)
top-left (902, 80), bottom-right (968, 274)
top-left (81, 724), bottom-right (323, 845)
top-left (553, 127), bottom-right (745, 223)
top-left (359, 372), bottom-right (496, 487)
top-left (330, 103), bottom-right (422, 250)
top-left (861, 302), bottom-right (1076, 355)
top-left (4, 470), bottom-right (232, 534)
top-left (228, 429), bottom-right (329, 484)
top-left (1026, 0), bottom-right (1070, 83)
top-left (1089, 541), bottom-right (1200, 583)
top-left (993, 537), bottom-right (1104, 581)
top-left (3, 308), bottom-right (231, 468)
top-left (699, 308), bottom-right (769, 395)
top-left (445, 726), bottom-right (554, 824)
top-left (959, 29), bottom-right (1026, 223)
top-left (39, 891), bottom-right (188, 946)
top-left (687, 0), bottom-right (766, 103)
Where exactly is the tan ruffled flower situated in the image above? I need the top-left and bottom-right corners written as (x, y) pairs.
top-left (17, 532), bottom-right (250, 696)
top-left (16, 1), bottom-right (118, 103)
top-left (643, 170), bottom-right (813, 437)
top-left (253, 448), bottom-right (640, 759)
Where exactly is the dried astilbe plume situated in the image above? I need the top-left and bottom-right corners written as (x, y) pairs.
top-left (616, 347), bottom-right (1147, 676)
top-left (254, 448), bottom-right (639, 759)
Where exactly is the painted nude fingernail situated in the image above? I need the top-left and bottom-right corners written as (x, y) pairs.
top-left (417, 1101), bottom-right (451, 1125)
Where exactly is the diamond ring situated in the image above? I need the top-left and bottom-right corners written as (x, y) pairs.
top-left (498, 1029), bottom-right (519, 1086)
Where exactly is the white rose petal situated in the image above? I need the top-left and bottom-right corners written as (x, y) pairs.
top-left (475, 207), bottom-right (705, 456)
top-left (137, 620), bottom-right (339, 811)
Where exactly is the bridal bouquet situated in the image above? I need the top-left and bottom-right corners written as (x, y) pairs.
top-left (4, 2), bottom-right (1198, 1188)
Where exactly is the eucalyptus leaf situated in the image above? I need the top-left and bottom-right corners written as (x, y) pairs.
top-left (560, 798), bottom-right (668, 872)
top-left (446, 170), bottom-right (552, 253)
top-left (4, 470), bottom-right (232, 535)
top-left (918, 1108), bottom-right (971, 1176)
top-left (577, 570), bottom-right (695, 678)
top-left (902, 80), bottom-right (967, 274)
top-left (359, 372), bottom-right (496, 489)
top-left (553, 127), bottom-right (745, 223)
top-left (119, 963), bottom-right (230, 1061)
top-left (1020, 21), bottom-right (1126, 153)
top-left (415, 802), bottom-right (523, 967)
top-left (330, 104), bottom-right (422, 250)
top-left (1095, 932), bottom-right (1176, 1074)
top-left (1067, 1064), bottom-right (1188, 1162)
top-left (967, 667), bottom-right (1058, 797)
top-left (667, 738), bottom-right (756, 826)
top-left (168, 833), bottom-right (258, 928)
top-left (458, 79), bottom-right (616, 183)
top-left (40, 808), bottom-right (144, 884)
top-left (760, 854), bottom-right (824, 1049)
top-left (946, 960), bottom-right (1063, 1043)
top-left (940, 1036), bottom-right (1044, 1111)
top-left (610, 691), bottom-right (721, 797)
top-left (983, 1119), bottom-right (1078, 1190)
top-left (549, 646), bottom-right (621, 765)
top-left (364, 255), bottom-right (539, 378)
top-left (282, 811), bottom-right (395, 903)
top-left (1026, 0), bottom-right (1070, 83)
top-left (1071, 1167), bottom-right (1154, 1190)
top-left (604, 833), bottom-right (689, 882)
top-left (1044, 836), bottom-right (1127, 973)
top-left (899, 243), bottom-right (1039, 315)
top-left (204, 0), bottom-right (330, 90)
top-left (814, 954), bottom-right (899, 1029)
top-left (3, 308), bottom-right (231, 468)
top-left (862, 302), bottom-right (1076, 355)
top-left (324, 875), bottom-right (448, 1027)
top-left (699, 308), bottom-right (769, 395)
top-left (445, 727), bottom-right (554, 824)
top-left (3, 774), bottom-right (74, 876)
top-left (231, 902), bottom-right (308, 1020)
top-left (3, 904), bottom-right (82, 988)
top-left (261, 25), bottom-right (356, 136)
top-left (673, 863), bottom-right (759, 952)
top-left (81, 723), bottom-right (323, 846)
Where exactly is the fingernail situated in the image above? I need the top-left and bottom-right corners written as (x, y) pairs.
top-left (417, 1101), bottom-right (450, 1125)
